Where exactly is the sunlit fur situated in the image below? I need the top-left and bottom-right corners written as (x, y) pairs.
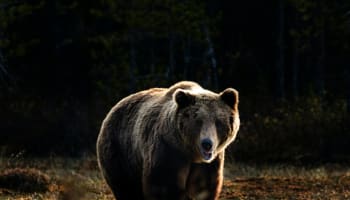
top-left (97, 81), bottom-right (240, 200)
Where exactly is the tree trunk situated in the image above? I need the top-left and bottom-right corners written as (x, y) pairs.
top-left (292, 10), bottom-right (299, 99)
top-left (47, 1), bottom-right (58, 57)
top-left (345, 70), bottom-right (350, 113)
top-left (315, 4), bottom-right (325, 95)
top-left (0, 3), bottom-right (11, 83)
top-left (344, 10), bottom-right (350, 112)
top-left (128, 30), bottom-right (137, 92)
top-left (292, 40), bottom-right (299, 99)
top-left (203, 24), bottom-right (218, 90)
top-left (0, 28), bottom-right (8, 82)
top-left (168, 32), bottom-right (175, 82)
top-left (183, 35), bottom-right (191, 80)
top-left (275, 0), bottom-right (285, 99)
top-left (0, 55), bottom-right (9, 82)
top-left (150, 33), bottom-right (155, 75)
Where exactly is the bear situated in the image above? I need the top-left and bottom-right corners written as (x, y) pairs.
top-left (96, 81), bottom-right (240, 200)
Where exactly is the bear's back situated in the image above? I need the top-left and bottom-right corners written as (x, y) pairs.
top-left (165, 81), bottom-right (202, 97)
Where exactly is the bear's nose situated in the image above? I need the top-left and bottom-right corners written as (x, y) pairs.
top-left (201, 138), bottom-right (213, 152)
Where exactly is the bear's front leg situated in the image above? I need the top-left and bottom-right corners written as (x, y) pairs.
top-left (143, 164), bottom-right (190, 200)
top-left (186, 151), bottom-right (225, 200)
top-left (142, 142), bottom-right (191, 200)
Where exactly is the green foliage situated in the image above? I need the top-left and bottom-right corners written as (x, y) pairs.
top-left (230, 96), bottom-right (350, 164)
top-left (0, 0), bottom-right (219, 155)
top-left (287, 0), bottom-right (350, 51)
top-left (0, 0), bottom-right (349, 161)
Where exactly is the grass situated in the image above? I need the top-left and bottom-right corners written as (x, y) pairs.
top-left (1, 155), bottom-right (350, 199)
top-left (0, 168), bottom-right (50, 193)
top-left (223, 162), bottom-right (350, 199)
top-left (0, 155), bottom-right (114, 200)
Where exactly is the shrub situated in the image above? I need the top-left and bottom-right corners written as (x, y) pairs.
top-left (229, 96), bottom-right (350, 164)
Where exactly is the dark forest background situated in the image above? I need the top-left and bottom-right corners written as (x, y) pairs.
top-left (0, 0), bottom-right (350, 164)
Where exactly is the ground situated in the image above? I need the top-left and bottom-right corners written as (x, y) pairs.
top-left (0, 156), bottom-right (350, 200)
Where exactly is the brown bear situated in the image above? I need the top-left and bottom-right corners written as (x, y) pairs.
top-left (96, 81), bottom-right (240, 200)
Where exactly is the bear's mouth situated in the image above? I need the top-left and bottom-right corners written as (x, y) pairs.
top-left (200, 149), bottom-right (213, 161)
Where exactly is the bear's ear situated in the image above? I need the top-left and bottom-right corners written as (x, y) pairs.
top-left (220, 88), bottom-right (239, 110)
top-left (174, 89), bottom-right (195, 108)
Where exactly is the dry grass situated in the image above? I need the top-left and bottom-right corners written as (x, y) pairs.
top-left (0, 168), bottom-right (50, 193)
top-left (0, 155), bottom-right (114, 200)
top-left (222, 162), bottom-right (350, 200)
top-left (1, 155), bottom-right (350, 199)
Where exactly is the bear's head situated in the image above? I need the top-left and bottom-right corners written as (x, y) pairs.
top-left (173, 87), bottom-right (240, 163)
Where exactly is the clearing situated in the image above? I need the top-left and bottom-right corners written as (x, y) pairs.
top-left (0, 157), bottom-right (350, 200)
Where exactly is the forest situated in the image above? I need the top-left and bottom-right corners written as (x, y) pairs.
top-left (0, 0), bottom-right (350, 162)
top-left (1, 0), bottom-right (350, 199)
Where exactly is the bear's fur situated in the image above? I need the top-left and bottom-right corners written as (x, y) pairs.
top-left (96, 81), bottom-right (240, 200)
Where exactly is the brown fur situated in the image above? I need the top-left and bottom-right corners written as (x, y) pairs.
top-left (96, 81), bottom-right (240, 200)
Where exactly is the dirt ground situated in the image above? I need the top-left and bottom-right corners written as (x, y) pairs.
top-left (1, 157), bottom-right (350, 199)
top-left (221, 163), bottom-right (350, 200)
top-left (221, 176), bottom-right (350, 200)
